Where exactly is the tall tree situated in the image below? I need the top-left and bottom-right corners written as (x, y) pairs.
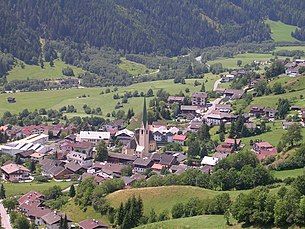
top-left (95, 140), bottom-right (108, 162)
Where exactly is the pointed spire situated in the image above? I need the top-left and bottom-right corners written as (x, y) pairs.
top-left (142, 97), bottom-right (147, 128)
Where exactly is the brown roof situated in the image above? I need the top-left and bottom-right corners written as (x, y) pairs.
top-left (1, 163), bottom-right (30, 174)
top-left (27, 206), bottom-right (52, 218)
top-left (18, 191), bottom-right (44, 205)
top-left (79, 219), bottom-right (108, 229)
top-left (65, 162), bottom-right (82, 172)
top-left (42, 212), bottom-right (72, 225)
top-left (191, 92), bottom-right (208, 98)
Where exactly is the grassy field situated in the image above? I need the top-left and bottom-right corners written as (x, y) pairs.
top-left (207, 53), bottom-right (273, 69)
top-left (7, 59), bottom-right (85, 82)
top-left (265, 19), bottom-right (299, 42)
top-left (118, 57), bottom-right (155, 75)
top-left (106, 186), bottom-right (257, 215)
top-left (135, 215), bottom-right (233, 229)
top-left (273, 168), bottom-right (304, 180)
top-left (1, 180), bottom-right (75, 197)
top-left (61, 201), bottom-right (108, 224)
top-left (0, 75), bottom-right (219, 118)
top-left (274, 45), bottom-right (305, 53)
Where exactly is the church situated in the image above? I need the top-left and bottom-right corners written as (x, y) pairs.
top-left (122, 98), bottom-right (157, 158)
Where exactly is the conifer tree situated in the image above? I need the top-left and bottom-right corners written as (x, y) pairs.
top-left (69, 184), bottom-right (75, 197)
top-left (0, 184), bottom-right (6, 199)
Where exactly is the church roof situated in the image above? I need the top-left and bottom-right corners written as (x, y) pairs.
top-left (142, 97), bottom-right (148, 128)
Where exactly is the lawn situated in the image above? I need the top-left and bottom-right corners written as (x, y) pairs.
top-left (135, 215), bottom-right (233, 229)
top-left (207, 53), bottom-right (273, 69)
top-left (118, 57), bottom-right (155, 76)
top-left (0, 76), bottom-right (220, 118)
top-left (274, 45), bottom-right (305, 53)
top-left (7, 58), bottom-right (85, 82)
top-left (273, 168), bottom-right (304, 180)
top-left (265, 19), bottom-right (299, 42)
top-left (1, 180), bottom-right (75, 197)
top-left (61, 201), bottom-right (108, 224)
top-left (106, 186), bottom-right (254, 215)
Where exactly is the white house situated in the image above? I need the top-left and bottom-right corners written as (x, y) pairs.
top-left (201, 156), bottom-right (219, 166)
top-left (77, 131), bottom-right (111, 144)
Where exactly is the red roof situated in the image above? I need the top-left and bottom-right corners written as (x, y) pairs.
top-left (216, 144), bottom-right (234, 153)
top-left (79, 219), bottom-right (108, 229)
top-left (18, 191), bottom-right (44, 205)
top-left (255, 142), bottom-right (273, 148)
top-left (256, 148), bottom-right (277, 161)
top-left (173, 135), bottom-right (187, 141)
top-left (1, 163), bottom-right (30, 174)
top-left (224, 138), bottom-right (241, 145)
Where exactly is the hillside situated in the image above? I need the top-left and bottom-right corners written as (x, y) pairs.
top-left (134, 215), bottom-right (232, 229)
top-left (265, 19), bottom-right (299, 42)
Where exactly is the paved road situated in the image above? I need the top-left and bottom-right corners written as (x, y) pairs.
top-left (213, 78), bottom-right (222, 91)
top-left (0, 200), bottom-right (12, 229)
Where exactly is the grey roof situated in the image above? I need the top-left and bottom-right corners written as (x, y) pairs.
top-left (49, 166), bottom-right (65, 176)
top-left (133, 158), bottom-right (152, 167)
top-left (122, 176), bottom-right (135, 186)
top-left (108, 152), bottom-right (137, 161)
top-left (65, 162), bottom-right (82, 172)
top-left (191, 92), bottom-right (208, 98)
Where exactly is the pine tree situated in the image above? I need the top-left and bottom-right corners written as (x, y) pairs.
top-left (63, 215), bottom-right (68, 229)
top-left (95, 140), bottom-right (108, 161)
top-left (200, 83), bottom-right (206, 92)
top-left (219, 121), bottom-right (226, 134)
top-left (69, 184), bottom-right (75, 197)
top-left (15, 154), bottom-right (21, 164)
top-left (30, 160), bottom-right (35, 172)
top-left (0, 184), bottom-right (6, 199)
top-left (116, 203), bottom-right (125, 225)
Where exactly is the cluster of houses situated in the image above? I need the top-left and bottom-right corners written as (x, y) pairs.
top-left (16, 191), bottom-right (108, 228)
top-left (285, 59), bottom-right (305, 77)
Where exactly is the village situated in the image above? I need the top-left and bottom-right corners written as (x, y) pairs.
top-left (0, 57), bottom-right (305, 228)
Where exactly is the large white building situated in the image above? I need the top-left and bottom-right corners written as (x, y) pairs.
top-left (77, 131), bottom-right (111, 144)
top-left (0, 134), bottom-right (49, 156)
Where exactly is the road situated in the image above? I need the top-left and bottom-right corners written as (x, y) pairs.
top-left (0, 200), bottom-right (12, 229)
top-left (213, 78), bottom-right (222, 91)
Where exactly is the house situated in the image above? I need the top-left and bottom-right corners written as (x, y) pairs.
top-left (66, 151), bottom-right (93, 168)
top-left (151, 153), bottom-right (177, 168)
top-left (221, 74), bottom-right (235, 83)
top-left (1, 162), bottom-right (31, 182)
top-left (206, 111), bottom-right (238, 126)
top-left (81, 173), bottom-right (110, 185)
top-left (172, 135), bottom-right (187, 146)
top-left (107, 152), bottom-right (136, 164)
top-left (79, 219), bottom-right (108, 229)
top-left (253, 141), bottom-right (273, 152)
top-left (133, 158), bottom-right (153, 173)
top-left (191, 92), bottom-right (208, 106)
top-left (152, 126), bottom-right (178, 143)
top-left (249, 106), bottom-right (265, 117)
top-left (30, 152), bottom-right (47, 162)
top-left (24, 205), bottom-right (52, 226)
top-left (215, 104), bottom-right (232, 113)
top-left (64, 162), bottom-right (83, 174)
top-left (216, 144), bottom-right (234, 154)
top-left (105, 119), bottom-right (125, 131)
top-left (286, 66), bottom-right (300, 77)
top-left (188, 119), bottom-right (203, 132)
top-left (180, 105), bottom-right (200, 115)
top-left (18, 191), bottom-right (44, 205)
top-left (89, 162), bottom-right (124, 178)
top-left (256, 148), bottom-right (278, 161)
top-left (282, 122), bottom-right (300, 130)
top-left (224, 89), bottom-right (245, 100)
top-left (77, 131), bottom-right (111, 145)
top-left (115, 129), bottom-right (134, 145)
top-left (42, 212), bottom-right (72, 229)
top-left (224, 138), bottom-right (241, 147)
top-left (264, 107), bottom-right (277, 118)
top-left (169, 164), bottom-right (188, 174)
top-left (7, 97), bottom-right (16, 103)
top-left (201, 156), bottom-right (219, 166)
top-left (167, 96), bottom-right (185, 105)
top-left (48, 166), bottom-right (74, 180)
top-left (213, 152), bottom-right (229, 159)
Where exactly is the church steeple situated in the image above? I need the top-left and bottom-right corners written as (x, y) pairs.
top-left (142, 97), bottom-right (148, 128)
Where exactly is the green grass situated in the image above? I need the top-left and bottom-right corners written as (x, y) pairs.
top-left (61, 201), bottom-right (108, 224)
top-left (273, 168), bottom-right (305, 180)
top-left (135, 215), bottom-right (232, 229)
top-left (7, 59), bottom-right (85, 82)
top-left (265, 19), bottom-right (299, 42)
top-left (106, 186), bottom-right (255, 215)
top-left (0, 76), bottom-right (219, 118)
top-left (274, 46), bottom-right (305, 53)
top-left (118, 57), bottom-right (155, 76)
top-left (207, 53), bottom-right (273, 69)
top-left (1, 180), bottom-right (75, 197)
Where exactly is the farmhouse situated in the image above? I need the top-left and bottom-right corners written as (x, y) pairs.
top-left (191, 92), bottom-right (208, 106)
top-left (1, 162), bottom-right (31, 182)
top-left (79, 219), bottom-right (108, 229)
top-left (167, 96), bottom-right (185, 105)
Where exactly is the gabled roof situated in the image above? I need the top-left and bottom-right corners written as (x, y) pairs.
top-left (1, 163), bottom-right (30, 174)
top-left (191, 92), bottom-right (208, 98)
top-left (79, 131), bottom-right (110, 140)
top-left (133, 158), bottom-right (152, 167)
top-left (173, 135), bottom-right (187, 141)
top-left (79, 219), bottom-right (108, 229)
top-left (65, 162), bottom-right (82, 172)
top-left (18, 191), bottom-right (44, 205)
top-left (42, 212), bottom-right (72, 225)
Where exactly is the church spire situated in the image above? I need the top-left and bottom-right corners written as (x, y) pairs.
top-left (142, 97), bottom-right (148, 128)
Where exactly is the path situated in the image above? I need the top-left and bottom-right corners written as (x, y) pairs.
top-left (213, 78), bottom-right (222, 92)
top-left (0, 200), bottom-right (12, 229)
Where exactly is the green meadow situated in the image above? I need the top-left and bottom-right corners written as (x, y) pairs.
top-left (265, 19), bottom-right (299, 42)
top-left (7, 59), bottom-right (84, 82)
top-left (0, 74), bottom-right (219, 118)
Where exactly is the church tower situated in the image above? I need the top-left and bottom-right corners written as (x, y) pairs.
top-left (138, 97), bottom-right (150, 155)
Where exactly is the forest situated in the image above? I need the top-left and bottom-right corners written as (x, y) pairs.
top-left (2, 0), bottom-right (305, 65)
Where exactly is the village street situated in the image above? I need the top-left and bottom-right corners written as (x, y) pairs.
top-left (0, 200), bottom-right (12, 229)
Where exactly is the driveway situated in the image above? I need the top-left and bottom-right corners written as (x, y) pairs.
top-left (0, 200), bottom-right (12, 229)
